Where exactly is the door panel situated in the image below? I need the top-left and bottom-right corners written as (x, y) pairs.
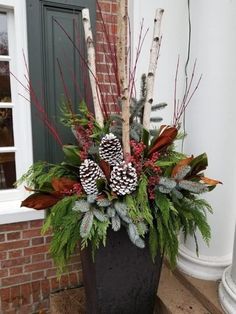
top-left (26, 0), bottom-right (96, 163)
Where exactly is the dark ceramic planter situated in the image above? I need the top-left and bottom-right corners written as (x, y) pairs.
top-left (80, 228), bottom-right (163, 314)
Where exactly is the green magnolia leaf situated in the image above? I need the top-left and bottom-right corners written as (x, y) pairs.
top-left (189, 153), bottom-right (208, 176)
top-left (80, 211), bottom-right (94, 238)
top-left (63, 145), bottom-right (81, 166)
top-left (149, 226), bottom-right (158, 262)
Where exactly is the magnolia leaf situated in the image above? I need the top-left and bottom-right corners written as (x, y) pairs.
top-left (148, 125), bottom-right (178, 155)
top-left (93, 209), bottom-right (108, 222)
top-left (80, 211), bottom-right (94, 238)
top-left (51, 177), bottom-right (77, 192)
top-left (149, 226), bottom-right (158, 262)
top-left (62, 145), bottom-right (81, 165)
top-left (171, 156), bottom-right (194, 178)
top-left (111, 215), bottom-right (121, 231)
top-left (107, 207), bottom-right (116, 218)
top-left (72, 200), bottom-right (90, 212)
top-left (21, 193), bottom-right (60, 210)
top-left (189, 153), bottom-right (208, 176)
top-left (99, 160), bottom-right (111, 181)
top-left (200, 177), bottom-right (222, 186)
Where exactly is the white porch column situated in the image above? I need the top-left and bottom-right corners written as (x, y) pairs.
top-left (219, 225), bottom-right (236, 313)
top-left (129, 0), bottom-right (236, 280)
top-left (177, 0), bottom-right (236, 280)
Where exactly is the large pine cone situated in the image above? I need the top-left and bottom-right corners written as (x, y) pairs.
top-left (79, 159), bottom-right (105, 195)
top-left (110, 162), bottom-right (138, 195)
top-left (99, 133), bottom-right (123, 166)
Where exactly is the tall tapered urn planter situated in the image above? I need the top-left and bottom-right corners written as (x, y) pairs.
top-left (80, 228), bottom-right (163, 314)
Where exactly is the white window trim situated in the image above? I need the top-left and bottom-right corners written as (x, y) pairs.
top-left (0, 0), bottom-right (44, 224)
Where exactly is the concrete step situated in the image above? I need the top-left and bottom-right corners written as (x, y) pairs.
top-left (157, 262), bottom-right (225, 314)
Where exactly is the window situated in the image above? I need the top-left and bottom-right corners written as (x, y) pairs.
top-left (0, 0), bottom-right (44, 223)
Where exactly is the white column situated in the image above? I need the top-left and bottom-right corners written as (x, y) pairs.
top-left (177, 0), bottom-right (236, 280)
top-left (219, 225), bottom-right (236, 313)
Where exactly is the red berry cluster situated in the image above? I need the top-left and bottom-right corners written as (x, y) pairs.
top-left (148, 176), bottom-right (160, 200)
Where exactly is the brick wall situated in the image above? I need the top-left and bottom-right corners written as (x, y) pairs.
top-left (0, 1), bottom-right (118, 313)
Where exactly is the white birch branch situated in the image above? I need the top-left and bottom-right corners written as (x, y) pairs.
top-left (82, 8), bottom-right (104, 127)
top-left (117, 0), bottom-right (130, 157)
top-left (143, 8), bottom-right (164, 131)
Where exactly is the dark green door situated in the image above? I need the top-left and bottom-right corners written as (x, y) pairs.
top-left (26, 0), bottom-right (96, 163)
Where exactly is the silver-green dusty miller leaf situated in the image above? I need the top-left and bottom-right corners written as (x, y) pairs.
top-left (172, 188), bottom-right (183, 199)
top-left (112, 215), bottom-right (121, 231)
top-left (73, 200), bottom-right (90, 213)
top-left (174, 165), bottom-right (191, 181)
top-left (128, 223), bottom-right (145, 248)
top-left (178, 180), bottom-right (208, 193)
top-left (96, 198), bottom-right (111, 207)
top-left (80, 211), bottom-right (94, 238)
top-left (114, 201), bottom-right (128, 216)
top-left (93, 209), bottom-right (108, 222)
top-left (159, 177), bottom-right (177, 189)
top-left (107, 207), bottom-right (116, 218)
top-left (87, 194), bottom-right (97, 204)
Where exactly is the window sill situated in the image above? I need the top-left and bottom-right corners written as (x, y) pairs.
top-left (0, 200), bottom-right (45, 225)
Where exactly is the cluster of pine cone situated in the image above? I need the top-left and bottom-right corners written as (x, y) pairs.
top-left (79, 133), bottom-right (137, 195)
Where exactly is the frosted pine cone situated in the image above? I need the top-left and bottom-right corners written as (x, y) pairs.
top-left (99, 133), bottom-right (123, 166)
top-left (110, 162), bottom-right (138, 195)
top-left (79, 159), bottom-right (105, 195)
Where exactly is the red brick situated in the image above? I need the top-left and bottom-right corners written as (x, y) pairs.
top-left (8, 249), bottom-right (23, 258)
top-left (0, 222), bottom-right (28, 232)
top-left (98, 2), bottom-right (111, 13)
top-left (32, 270), bottom-right (44, 281)
top-left (0, 251), bottom-right (7, 259)
top-left (7, 232), bottom-right (21, 241)
top-left (111, 3), bottom-right (117, 13)
top-left (24, 244), bottom-right (49, 256)
top-left (32, 237), bottom-right (44, 246)
top-left (10, 285), bottom-right (21, 307)
top-left (46, 268), bottom-right (57, 278)
top-left (24, 261), bottom-right (52, 272)
top-left (0, 240), bottom-right (29, 251)
top-left (32, 253), bottom-right (45, 263)
top-left (23, 228), bottom-right (41, 238)
top-left (31, 281), bottom-right (41, 303)
top-left (59, 275), bottom-right (69, 289)
top-left (45, 235), bottom-right (52, 244)
top-left (9, 266), bottom-right (23, 276)
top-left (2, 274), bottom-right (31, 287)
top-left (1, 287), bottom-right (10, 310)
top-left (18, 304), bottom-right (33, 314)
top-left (0, 233), bottom-right (5, 242)
top-left (20, 283), bottom-right (31, 305)
top-left (0, 268), bottom-right (8, 278)
top-left (1, 256), bottom-right (30, 268)
top-left (30, 220), bottom-right (43, 228)
top-left (41, 279), bottom-right (50, 298)
top-left (50, 277), bottom-right (60, 291)
top-left (69, 272), bottom-right (78, 286)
